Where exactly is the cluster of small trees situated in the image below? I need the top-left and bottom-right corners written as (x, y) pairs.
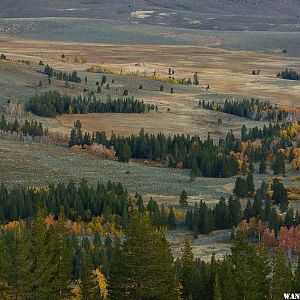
top-left (277, 69), bottom-right (300, 81)
top-left (69, 123), bottom-right (240, 178)
top-left (44, 65), bottom-right (81, 83)
top-left (237, 123), bottom-right (295, 175)
top-left (0, 114), bottom-right (45, 137)
top-left (27, 91), bottom-right (154, 117)
top-left (234, 175), bottom-right (289, 212)
top-left (233, 173), bottom-right (256, 198)
top-left (145, 197), bottom-right (177, 229)
top-left (240, 122), bottom-right (281, 142)
top-left (185, 196), bottom-right (242, 235)
top-left (200, 98), bottom-right (288, 121)
top-left (187, 176), bottom-right (299, 236)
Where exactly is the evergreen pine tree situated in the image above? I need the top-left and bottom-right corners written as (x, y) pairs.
top-left (213, 274), bottom-right (222, 300)
top-left (168, 207), bottom-right (176, 229)
top-left (259, 160), bottom-right (267, 174)
top-left (271, 153), bottom-right (285, 175)
top-left (271, 250), bottom-right (293, 299)
top-left (272, 178), bottom-right (288, 212)
top-left (108, 211), bottom-right (179, 300)
top-left (32, 204), bottom-right (58, 299)
top-left (179, 190), bottom-right (188, 207)
top-left (180, 240), bottom-right (194, 300)
top-left (246, 173), bottom-right (255, 196)
top-left (51, 207), bottom-right (72, 299)
top-left (79, 250), bottom-right (100, 300)
top-left (0, 226), bottom-right (33, 299)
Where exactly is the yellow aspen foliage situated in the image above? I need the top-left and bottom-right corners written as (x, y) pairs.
top-left (237, 220), bottom-right (249, 232)
top-left (85, 227), bottom-right (93, 236)
top-left (95, 268), bottom-right (108, 299)
top-left (279, 129), bottom-right (288, 138)
top-left (291, 157), bottom-right (300, 170)
top-left (107, 222), bottom-right (123, 237)
top-left (71, 281), bottom-right (82, 300)
top-left (28, 186), bottom-right (50, 194)
top-left (173, 208), bottom-right (184, 219)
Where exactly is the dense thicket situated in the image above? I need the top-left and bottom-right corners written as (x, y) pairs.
top-left (188, 179), bottom-right (299, 235)
top-left (228, 122), bottom-right (294, 172)
top-left (69, 124), bottom-right (240, 178)
top-left (0, 180), bottom-right (177, 230)
top-left (44, 64), bottom-right (81, 83)
top-left (200, 98), bottom-right (288, 121)
top-left (0, 205), bottom-right (119, 299)
top-left (277, 69), bottom-right (300, 81)
top-left (0, 180), bottom-right (128, 223)
top-left (1, 210), bottom-right (299, 300)
top-left (27, 91), bottom-right (154, 117)
top-left (176, 234), bottom-right (300, 300)
top-left (0, 114), bottom-right (45, 137)
top-left (185, 196), bottom-right (242, 235)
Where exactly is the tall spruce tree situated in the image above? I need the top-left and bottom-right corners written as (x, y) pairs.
top-left (271, 153), bottom-right (285, 175)
top-left (271, 250), bottom-right (293, 299)
top-left (108, 211), bottom-right (179, 300)
top-left (32, 204), bottom-right (58, 299)
top-left (51, 207), bottom-right (72, 299)
top-left (79, 250), bottom-right (100, 300)
top-left (0, 226), bottom-right (33, 300)
top-left (179, 190), bottom-right (188, 207)
top-left (179, 240), bottom-right (194, 300)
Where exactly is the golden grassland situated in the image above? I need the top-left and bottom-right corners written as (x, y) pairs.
top-left (0, 36), bottom-right (299, 107)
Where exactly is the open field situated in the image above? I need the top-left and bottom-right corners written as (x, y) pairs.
top-left (0, 138), bottom-right (269, 199)
top-left (167, 228), bottom-right (232, 260)
top-left (53, 110), bottom-right (266, 140)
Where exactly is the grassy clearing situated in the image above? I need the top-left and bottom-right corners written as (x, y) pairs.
top-left (0, 138), bottom-right (270, 199)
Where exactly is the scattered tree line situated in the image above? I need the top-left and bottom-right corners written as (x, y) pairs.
top-left (27, 91), bottom-right (155, 117)
top-left (0, 114), bottom-right (45, 137)
top-left (234, 174), bottom-right (289, 212)
top-left (277, 68), bottom-right (300, 81)
top-left (69, 122), bottom-right (240, 178)
top-left (44, 64), bottom-right (81, 83)
top-left (200, 98), bottom-right (288, 121)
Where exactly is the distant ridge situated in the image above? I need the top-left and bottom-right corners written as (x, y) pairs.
top-left (0, 0), bottom-right (299, 18)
